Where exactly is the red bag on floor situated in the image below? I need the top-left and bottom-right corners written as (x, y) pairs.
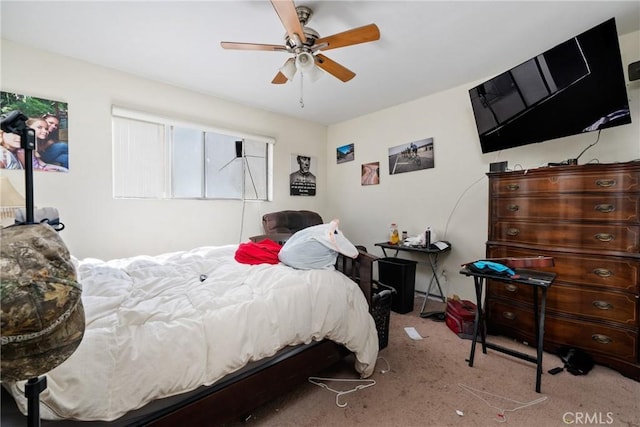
top-left (445, 299), bottom-right (477, 339)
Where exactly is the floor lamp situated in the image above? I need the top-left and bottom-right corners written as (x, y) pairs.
top-left (218, 140), bottom-right (259, 199)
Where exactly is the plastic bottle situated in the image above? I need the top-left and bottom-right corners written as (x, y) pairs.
top-left (389, 223), bottom-right (399, 244)
top-left (424, 227), bottom-right (431, 248)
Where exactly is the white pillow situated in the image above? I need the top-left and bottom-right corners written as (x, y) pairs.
top-left (278, 219), bottom-right (358, 270)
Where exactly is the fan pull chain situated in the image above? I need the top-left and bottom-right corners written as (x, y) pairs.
top-left (299, 73), bottom-right (305, 108)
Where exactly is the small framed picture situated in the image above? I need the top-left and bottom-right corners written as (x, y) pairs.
top-left (361, 162), bottom-right (380, 185)
top-left (336, 143), bottom-right (354, 164)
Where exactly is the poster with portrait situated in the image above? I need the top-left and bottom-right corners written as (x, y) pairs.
top-left (1, 91), bottom-right (69, 172)
top-left (289, 154), bottom-right (316, 196)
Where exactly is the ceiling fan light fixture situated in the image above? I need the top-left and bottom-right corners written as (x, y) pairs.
top-left (306, 63), bottom-right (324, 82)
top-left (295, 52), bottom-right (315, 73)
top-left (280, 58), bottom-right (297, 80)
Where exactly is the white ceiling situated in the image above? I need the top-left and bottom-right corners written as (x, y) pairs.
top-left (2, 1), bottom-right (639, 126)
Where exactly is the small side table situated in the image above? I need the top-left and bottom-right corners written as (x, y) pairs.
top-left (375, 242), bottom-right (451, 317)
top-left (459, 266), bottom-right (555, 393)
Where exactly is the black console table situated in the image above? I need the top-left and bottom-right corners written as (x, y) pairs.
top-left (459, 266), bottom-right (556, 393)
top-left (375, 242), bottom-right (451, 317)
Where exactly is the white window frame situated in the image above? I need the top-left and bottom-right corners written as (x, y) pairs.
top-left (111, 106), bottom-right (274, 201)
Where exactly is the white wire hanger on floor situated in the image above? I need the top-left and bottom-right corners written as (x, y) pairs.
top-left (458, 383), bottom-right (548, 423)
top-left (308, 376), bottom-right (376, 408)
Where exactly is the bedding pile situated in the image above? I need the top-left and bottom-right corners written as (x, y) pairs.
top-left (4, 244), bottom-right (378, 421)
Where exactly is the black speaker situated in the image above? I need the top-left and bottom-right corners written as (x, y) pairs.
top-left (489, 161), bottom-right (508, 172)
top-left (630, 61), bottom-right (640, 82)
top-left (235, 140), bottom-right (243, 158)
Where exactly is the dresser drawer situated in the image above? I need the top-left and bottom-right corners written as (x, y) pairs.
top-left (492, 196), bottom-right (640, 223)
top-left (491, 221), bottom-right (640, 253)
top-left (490, 170), bottom-right (640, 196)
top-left (486, 246), bottom-right (640, 292)
top-left (487, 300), bottom-right (638, 362)
top-left (488, 281), bottom-right (638, 326)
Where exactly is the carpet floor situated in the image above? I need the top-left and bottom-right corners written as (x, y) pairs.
top-left (230, 300), bottom-right (640, 427)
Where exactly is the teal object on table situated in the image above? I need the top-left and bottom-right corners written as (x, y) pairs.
top-left (471, 260), bottom-right (515, 277)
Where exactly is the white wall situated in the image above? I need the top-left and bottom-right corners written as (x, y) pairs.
top-left (1, 40), bottom-right (328, 259)
top-left (326, 30), bottom-right (640, 301)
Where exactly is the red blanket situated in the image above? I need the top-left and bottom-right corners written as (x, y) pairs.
top-left (234, 239), bottom-right (283, 265)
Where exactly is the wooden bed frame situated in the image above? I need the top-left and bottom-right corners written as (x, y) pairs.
top-left (0, 249), bottom-right (378, 427)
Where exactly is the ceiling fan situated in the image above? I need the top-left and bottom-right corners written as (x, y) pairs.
top-left (220, 0), bottom-right (380, 84)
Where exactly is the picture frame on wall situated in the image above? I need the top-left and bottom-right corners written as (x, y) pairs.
top-left (388, 137), bottom-right (434, 175)
top-left (336, 143), bottom-right (354, 164)
top-left (361, 162), bottom-right (380, 185)
top-left (289, 154), bottom-right (317, 196)
top-left (1, 91), bottom-right (69, 172)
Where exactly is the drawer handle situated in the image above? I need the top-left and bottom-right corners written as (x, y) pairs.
top-left (504, 284), bottom-right (518, 292)
top-left (502, 311), bottom-right (516, 320)
top-left (594, 233), bottom-right (614, 242)
top-left (595, 204), bottom-right (615, 213)
top-left (593, 268), bottom-right (613, 278)
top-left (507, 228), bottom-right (520, 236)
top-left (592, 300), bottom-right (613, 310)
top-left (507, 204), bottom-right (519, 212)
top-left (506, 184), bottom-right (519, 191)
top-left (591, 334), bottom-right (612, 345)
top-left (595, 179), bottom-right (616, 188)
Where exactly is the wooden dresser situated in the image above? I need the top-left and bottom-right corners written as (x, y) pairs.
top-left (485, 162), bottom-right (640, 380)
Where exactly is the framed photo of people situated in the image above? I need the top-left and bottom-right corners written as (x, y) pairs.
top-left (388, 137), bottom-right (434, 175)
top-left (1, 91), bottom-right (69, 172)
top-left (289, 154), bottom-right (316, 196)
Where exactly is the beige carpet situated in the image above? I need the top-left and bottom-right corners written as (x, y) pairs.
top-left (229, 300), bottom-right (640, 427)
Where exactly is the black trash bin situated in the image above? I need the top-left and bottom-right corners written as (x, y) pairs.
top-left (378, 257), bottom-right (417, 314)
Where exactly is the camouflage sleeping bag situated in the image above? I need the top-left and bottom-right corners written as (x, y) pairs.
top-left (1, 223), bottom-right (84, 382)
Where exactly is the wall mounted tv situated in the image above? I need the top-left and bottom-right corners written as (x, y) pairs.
top-left (469, 18), bottom-right (631, 154)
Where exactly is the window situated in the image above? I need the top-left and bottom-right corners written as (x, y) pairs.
top-left (112, 107), bottom-right (273, 200)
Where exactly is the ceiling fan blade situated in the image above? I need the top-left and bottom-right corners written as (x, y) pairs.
top-left (272, 72), bottom-right (288, 84)
top-left (314, 24), bottom-right (380, 51)
top-left (314, 54), bottom-right (356, 82)
top-left (270, 0), bottom-right (307, 45)
top-left (220, 41), bottom-right (287, 52)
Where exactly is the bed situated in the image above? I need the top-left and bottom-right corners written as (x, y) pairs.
top-left (1, 210), bottom-right (380, 426)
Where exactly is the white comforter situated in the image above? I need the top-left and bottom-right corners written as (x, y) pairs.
top-left (6, 245), bottom-right (379, 421)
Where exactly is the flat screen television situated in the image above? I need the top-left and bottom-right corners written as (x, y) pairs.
top-left (469, 18), bottom-right (631, 154)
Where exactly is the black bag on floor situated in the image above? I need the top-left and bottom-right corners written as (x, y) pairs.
top-left (558, 347), bottom-right (594, 375)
